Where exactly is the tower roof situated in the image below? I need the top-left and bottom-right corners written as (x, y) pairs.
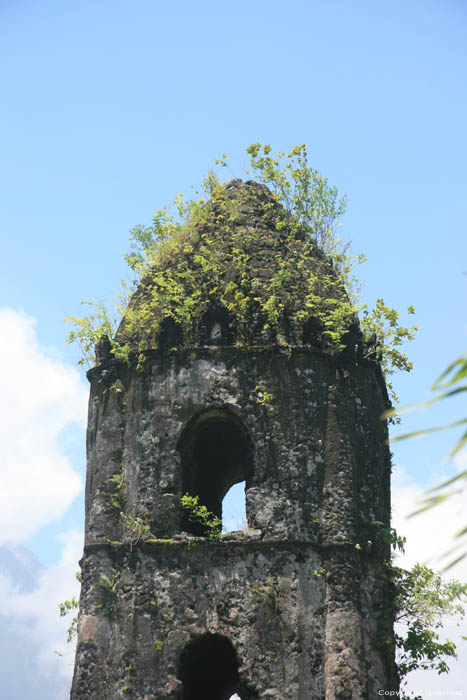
top-left (115, 178), bottom-right (357, 354)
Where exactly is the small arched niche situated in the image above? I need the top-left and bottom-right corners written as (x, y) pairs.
top-left (158, 317), bottom-right (183, 350)
top-left (178, 633), bottom-right (240, 700)
top-left (178, 409), bottom-right (253, 536)
top-left (301, 316), bottom-right (323, 347)
top-left (199, 305), bottom-right (233, 347)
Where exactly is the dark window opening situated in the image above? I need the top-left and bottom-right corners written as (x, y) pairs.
top-left (178, 633), bottom-right (240, 700)
top-left (178, 410), bottom-right (253, 536)
top-left (339, 320), bottom-right (364, 363)
top-left (199, 305), bottom-right (233, 346)
top-left (158, 318), bottom-right (183, 350)
top-left (301, 316), bottom-right (323, 347)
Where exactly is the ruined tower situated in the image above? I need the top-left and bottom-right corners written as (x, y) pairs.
top-left (71, 180), bottom-right (398, 699)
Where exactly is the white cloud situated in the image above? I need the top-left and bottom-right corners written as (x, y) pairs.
top-left (0, 308), bottom-right (87, 544)
top-left (392, 462), bottom-right (467, 575)
top-left (392, 465), bottom-right (467, 695)
top-left (0, 530), bottom-right (83, 699)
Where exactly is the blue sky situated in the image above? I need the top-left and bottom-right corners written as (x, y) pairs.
top-left (1, 1), bottom-right (466, 697)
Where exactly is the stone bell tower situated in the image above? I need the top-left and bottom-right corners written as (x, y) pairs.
top-left (71, 180), bottom-right (398, 699)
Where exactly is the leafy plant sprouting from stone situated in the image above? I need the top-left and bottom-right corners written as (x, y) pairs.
top-left (180, 493), bottom-right (222, 540)
top-left (121, 513), bottom-right (153, 549)
top-left (311, 567), bottom-right (325, 580)
top-left (121, 660), bottom-right (135, 694)
top-left (109, 470), bottom-right (126, 512)
top-left (59, 596), bottom-right (79, 642)
top-left (65, 143), bottom-right (416, 403)
top-left (58, 571), bottom-right (82, 643)
top-left (151, 602), bottom-right (172, 655)
top-left (108, 471), bottom-right (155, 548)
top-left (354, 521), bottom-right (407, 554)
top-left (378, 523), bottom-right (407, 554)
top-left (250, 577), bottom-right (279, 613)
top-left (97, 569), bottom-right (120, 615)
top-left (251, 385), bottom-right (275, 406)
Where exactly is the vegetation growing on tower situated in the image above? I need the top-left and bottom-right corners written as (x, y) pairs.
top-left (66, 144), bottom-right (417, 402)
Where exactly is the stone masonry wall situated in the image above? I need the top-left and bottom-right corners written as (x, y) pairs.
top-left (71, 347), bottom-right (397, 699)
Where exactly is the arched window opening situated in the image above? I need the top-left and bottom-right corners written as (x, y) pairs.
top-left (178, 410), bottom-right (253, 536)
top-left (158, 317), bottom-right (183, 350)
top-left (301, 316), bottom-right (323, 347)
top-left (222, 481), bottom-right (247, 534)
top-left (199, 305), bottom-right (233, 346)
top-left (339, 320), bottom-right (364, 363)
top-left (178, 633), bottom-right (240, 700)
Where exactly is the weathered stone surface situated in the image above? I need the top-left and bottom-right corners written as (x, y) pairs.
top-left (71, 345), bottom-right (398, 699)
top-left (71, 179), bottom-right (398, 699)
top-left (83, 350), bottom-right (390, 545)
top-left (74, 541), bottom-right (325, 699)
